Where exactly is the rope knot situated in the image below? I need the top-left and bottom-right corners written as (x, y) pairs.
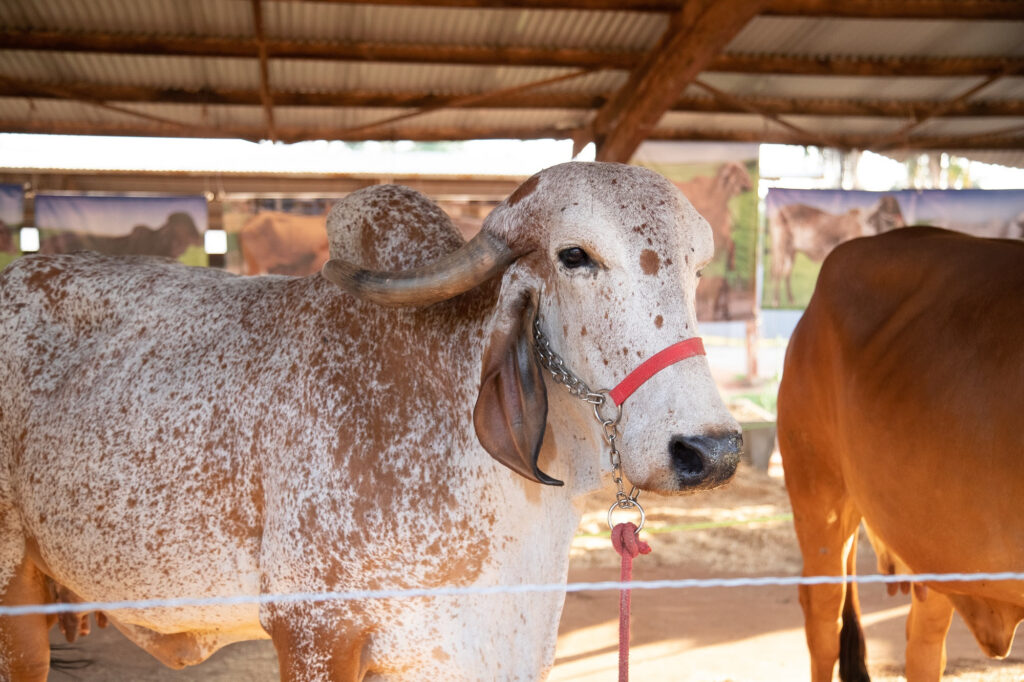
top-left (611, 522), bottom-right (652, 559)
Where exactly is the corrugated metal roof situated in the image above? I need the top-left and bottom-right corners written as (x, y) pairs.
top-left (0, 51), bottom-right (260, 91)
top-left (0, 0), bottom-right (253, 37)
top-left (1, 0), bottom-right (1022, 167)
top-left (691, 73), bottom-right (987, 101)
top-left (265, 3), bottom-right (665, 51)
top-left (728, 17), bottom-right (1024, 58)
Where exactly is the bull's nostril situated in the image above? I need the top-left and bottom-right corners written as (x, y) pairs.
top-left (670, 437), bottom-right (706, 482)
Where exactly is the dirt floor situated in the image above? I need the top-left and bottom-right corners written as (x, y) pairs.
top-left (46, 460), bottom-right (1023, 681)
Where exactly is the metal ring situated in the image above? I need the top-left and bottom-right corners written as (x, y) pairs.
top-left (592, 389), bottom-right (622, 426)
top-left (607, 497), bottom-right (645, 533)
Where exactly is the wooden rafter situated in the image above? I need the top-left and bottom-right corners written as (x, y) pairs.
top-left (264, 0), bottom-right (1024, 20)
top-left (4, 29), bottom-right (1023, 77)
top-left (2, 79), bottom-right (1022, 119)
top-left (0, 74), bottom-right (245, 140)
top-left (593, 0), bottom-right (769, 162)
top-left (250, 0), bottom-right (277, 142)
top-left (690, 78), bottom-right (836, 147)
top-left (3, 117), bottom-right (1022, 151)
top-left (326, 68), bottom-right (598, 138)
top-left (876, 70), bottom-right (1019, 150)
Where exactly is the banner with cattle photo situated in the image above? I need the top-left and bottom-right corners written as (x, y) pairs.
top-left (0, 183), bottom-right (22, 270)
top-left (221, 197), bottom-right (334, 276)
top-left (632, 142), bottom-right (760, 322)
top-left (764, 187), bottom-right (1024, 309)
top-left (34, 194), bottom-right (208, 265)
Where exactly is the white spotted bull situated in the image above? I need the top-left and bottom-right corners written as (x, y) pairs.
top-left (0, 162), bottom-right (741, 681)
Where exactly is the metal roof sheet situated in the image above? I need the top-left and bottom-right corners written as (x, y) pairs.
top-left (1, 0), bottom-right (1022, 168)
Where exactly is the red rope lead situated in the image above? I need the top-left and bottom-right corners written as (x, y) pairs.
top-left (611, 522), bottom-right (652, 682)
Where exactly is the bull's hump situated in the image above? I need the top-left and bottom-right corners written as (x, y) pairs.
top-left (326, 185), bottom-right (466, 270)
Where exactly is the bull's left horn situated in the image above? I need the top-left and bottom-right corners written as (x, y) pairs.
top-left (321, 230), bottom-right (517, 307)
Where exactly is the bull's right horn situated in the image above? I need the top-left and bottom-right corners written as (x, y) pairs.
top-left (321, 230), bottom-right (518, 307)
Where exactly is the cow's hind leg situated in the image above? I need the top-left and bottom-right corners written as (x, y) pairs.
top-left (784, 433), bottom-right (864, 682)
top-left (904, 588), bottom-right (953, 682)
top-left (0, 553), bottom-right (52, 681)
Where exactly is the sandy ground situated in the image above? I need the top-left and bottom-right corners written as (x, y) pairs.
top-left (45, 460), bottom-right (1022, 681)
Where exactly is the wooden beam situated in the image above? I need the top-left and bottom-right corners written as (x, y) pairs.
top-left (647, 125), bottom-right (1024, 151)
top-left (0, 28), bottom-right (635, 69)
top-left (763, 0), bottom-right (1024, 20)
top-left (325, 68), bottom-right (598, 138)
top-left (264, 0), bottom-right (1024, 20)
top-left (0, 168), bottom-right (523, 199)
top-left (594, 0), bottom-right (769, 162)
top-left (711, 53), bottom-right (1024, 78)
top-left (876, 72), bottom-right (1012, 150)
top-left (250, 0), bottom-right (277, 142)
top-left (2, 79), bottom-right (1022, 119)
top-left (3, 117), bottom-right (1022, 152)
top-left (5, 29), bottom-right (1023, 77)
top-left (0, 74), bottom-right (245, 140)
top-left (690, 78), bottom-right (837, 147)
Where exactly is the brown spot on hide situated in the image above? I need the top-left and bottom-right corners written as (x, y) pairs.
top-left (507, 174), bottom-right (540, 206)
top-left (640, 249), bottom-right (660, 276)
top-left (580, 326), bottom-right (587, 337)
top-left (654, 315), bottom-right (663, 329)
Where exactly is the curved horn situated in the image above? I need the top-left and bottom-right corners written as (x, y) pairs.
top-left (321, 230), bottom-right (518, 307)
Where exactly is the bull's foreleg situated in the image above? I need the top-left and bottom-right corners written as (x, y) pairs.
top-left (263, 605), bottom-right (371, 682)
top-left (904, 588), bottom-right (953, 682)
top-left (0, 554), bottom-right (51, 682)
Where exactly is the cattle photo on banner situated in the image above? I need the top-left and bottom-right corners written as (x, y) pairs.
top-left (632, 142), bottom-right (760, 322)
top-left (222, 197), bottom-right (334, 276)
top-left (34, 194), bottom-right (208, 265)
top-left (0, 184), bottom-right (22, 269)
top-left (764, 187), bottom-right (1024, 309)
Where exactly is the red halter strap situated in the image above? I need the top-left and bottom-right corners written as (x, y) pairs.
top-left (607, 337), bottom-right (706, 407)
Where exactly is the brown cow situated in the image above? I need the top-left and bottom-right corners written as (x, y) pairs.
top-left (238, 211), bottom-right (330, 276)
top-left (778, 227), bottom-right (1024, 681)
top-left (0, 163), bottom-right (741, 680)
top-left (38, 212), bottom-right (201, 259)
top-left (768, 196), bottom-right (905, 307)
top-left (675, 161), bottom-right (752, 272)
top-left (0, 223), bottom-right (14, 254)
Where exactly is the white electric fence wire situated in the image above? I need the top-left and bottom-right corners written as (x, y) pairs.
top-left (2, 572), bottom-right (1023, 617)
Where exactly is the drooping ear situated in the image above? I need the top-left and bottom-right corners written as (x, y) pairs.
top-left (473, 290), bottom-right (560, 486)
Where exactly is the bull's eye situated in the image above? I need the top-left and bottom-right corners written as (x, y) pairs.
top-left (557, 247), bottom-right (591, 269)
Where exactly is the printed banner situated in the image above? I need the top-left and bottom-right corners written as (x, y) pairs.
top-left (0, 183), bottom-right (22, 256)
top-left (764, 188), bottom-right (1024, 309)
top-left (223, 197), bottom-right (334, 276)
top-left (633, 142), bottom-right (761, 322)
top-left (34, 194), bottom-right (208, 263)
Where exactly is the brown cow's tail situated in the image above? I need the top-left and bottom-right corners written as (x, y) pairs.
top-left (839, 528), bottom-right (871, 682)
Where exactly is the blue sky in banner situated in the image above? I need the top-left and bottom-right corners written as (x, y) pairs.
top-left (0, 183), bottom-right (21, 226)
top-left (766, 188), bottom-right (1024, 224)
top-left (35, 194), bottom-right (208, 236)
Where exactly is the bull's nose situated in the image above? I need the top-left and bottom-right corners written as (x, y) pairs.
top-left (669, 433), bottom-right (742, 489)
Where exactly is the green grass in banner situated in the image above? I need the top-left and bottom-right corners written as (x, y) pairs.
top-left (0, 252), bottom-right (18, 271)
top-left (179, 245), bottom-right (208, 267)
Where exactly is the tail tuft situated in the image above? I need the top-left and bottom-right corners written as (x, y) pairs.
top-left (838, 587), bottom-right (871, 682)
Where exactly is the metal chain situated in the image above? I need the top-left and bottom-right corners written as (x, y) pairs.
top-left (533, 319), bottom-right (644, 531)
